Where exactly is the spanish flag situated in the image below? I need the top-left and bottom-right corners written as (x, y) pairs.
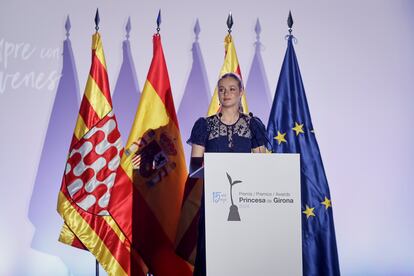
top-left (207, 34), bottom-right (248, 115)
top-left (57, 32), bottom-right (145, 276)
top-left (109, 34), bottom-right (192, 275)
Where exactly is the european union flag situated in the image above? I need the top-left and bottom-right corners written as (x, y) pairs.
top-left (267, 35), bottom-right (340, 275)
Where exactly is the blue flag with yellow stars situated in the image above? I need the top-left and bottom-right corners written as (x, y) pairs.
top-left (267, 35), bottom-right (340, 275)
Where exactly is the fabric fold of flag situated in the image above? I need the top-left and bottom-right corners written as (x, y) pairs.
top-left (207, 34), bottom-right (248, 116)
top-left (109, 34), bottom-right (192, 276)
top-left (267, 35), bottom-right (340, 276)
top-left (57, 32), bottom-right (146, 276)
top-left (174, 176), bottom-right (203, 264)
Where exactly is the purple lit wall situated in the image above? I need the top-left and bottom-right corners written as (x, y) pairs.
top-left (245, 19), bottom-right (272, 126)
top-left (0, 0), bottom-right (413, 275)
top-left (178, 19), bottom-right (211, 165)
top-left (112, 17), bottom-right (141, 143)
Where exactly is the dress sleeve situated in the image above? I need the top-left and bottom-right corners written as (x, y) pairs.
top-left (250, 116), bottom-right (267, 149)
top-left (187, 117), bottom-right (208, 146)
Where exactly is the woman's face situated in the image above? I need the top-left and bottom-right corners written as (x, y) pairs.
top-left (217, 77), bottom-right (243, 108)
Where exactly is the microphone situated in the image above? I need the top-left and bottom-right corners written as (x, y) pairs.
top-left (249, 112), bottom-right (274, 152)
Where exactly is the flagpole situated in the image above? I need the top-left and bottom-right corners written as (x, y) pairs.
top-left (142, 11), bottom-right (161, 276)
top-left (287, 10), bottom-right (293, 36)
top-left (227, 11), bottom-right (233, 34)
top-left (94, 9), bottom-right (100, 276)
top-left (285, 11), bottom-right (297, 44)
top-left (95, 259), bottom-right (99, 276)
top-left (156, 9), bottom-right (161, 35)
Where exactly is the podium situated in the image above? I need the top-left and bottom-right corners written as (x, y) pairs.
top-left (203, 153), bottom-right (302, 276)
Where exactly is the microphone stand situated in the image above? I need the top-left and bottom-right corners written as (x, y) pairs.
top-left (248, 112), bottom-right (274, 152)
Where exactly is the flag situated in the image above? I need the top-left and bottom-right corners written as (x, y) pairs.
top-left (109, 34), bottom-right (192, 276)
top-left (57, 32), bottom-right (145, 276)
top-left (267, 35), bottom-right (340, 275)
top-left (207, 34), bottom-right (248, 116)
top-left (176, 33), bottom-right (250, 266)
top-left (175, 33), bottom-right (249, 266)
top-left (175, 176), bottom-right (203, 264)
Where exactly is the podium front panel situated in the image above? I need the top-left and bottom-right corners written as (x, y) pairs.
top-left (204, 153), bottom-right (302, 276)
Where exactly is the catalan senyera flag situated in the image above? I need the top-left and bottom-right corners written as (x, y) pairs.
top-left (109, 34), bottom-right (191, 276)
top-left (207, 34), bottom-right (248, 115)
top-left (57, 32), bottom-right (146, 276)
top-left (174, 33), bottom-right (249, 265)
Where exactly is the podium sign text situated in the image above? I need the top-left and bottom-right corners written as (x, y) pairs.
top-left (204, 153), bottom-right (302, 276)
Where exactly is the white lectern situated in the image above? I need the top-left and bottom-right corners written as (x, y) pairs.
top-left (203, 153), bottom-right (302, 276)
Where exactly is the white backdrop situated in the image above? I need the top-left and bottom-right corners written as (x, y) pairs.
top-left (0, 0), bottom-right (413, 275)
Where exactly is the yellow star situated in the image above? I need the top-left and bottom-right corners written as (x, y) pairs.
top-left (292, 122), bottom-right (305, 136)
top-left (303, 205), bottom-right (316, 219)
top-left (274, 131), bottom-right (287, 145)
top-left (321, 197), bottom-right (332, 210)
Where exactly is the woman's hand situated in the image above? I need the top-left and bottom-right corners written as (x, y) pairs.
top-left (252, 145), bottom-right (266, 153)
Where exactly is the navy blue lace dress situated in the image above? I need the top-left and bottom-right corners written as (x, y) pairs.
top-left (188, 113), bottom-right (267, 276)
top-left (188, 113), bottom-right (267, 152)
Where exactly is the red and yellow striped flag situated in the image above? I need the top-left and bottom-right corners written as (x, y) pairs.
top-left (109, 34), bottom-right (192, 276)
top-left (57, 32), bottom-right (145, 276)
top-left (207, 34), bottom-right (248, 115)
top-left (174, 33), bottom-right (249, 265)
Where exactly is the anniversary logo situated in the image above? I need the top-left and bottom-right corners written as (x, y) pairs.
top-left (213, 172), bottom-right (295, 222)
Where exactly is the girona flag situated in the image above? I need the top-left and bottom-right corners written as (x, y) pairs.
top-left (207, 33), bottom-right (248, 116)
top-left (109, 34), bottom-right (192, 276)
top-left (57, 32), bottom-right (145, 276)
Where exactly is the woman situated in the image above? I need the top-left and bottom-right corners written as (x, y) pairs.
top-left (188, 72), bottom-right (267, 275)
